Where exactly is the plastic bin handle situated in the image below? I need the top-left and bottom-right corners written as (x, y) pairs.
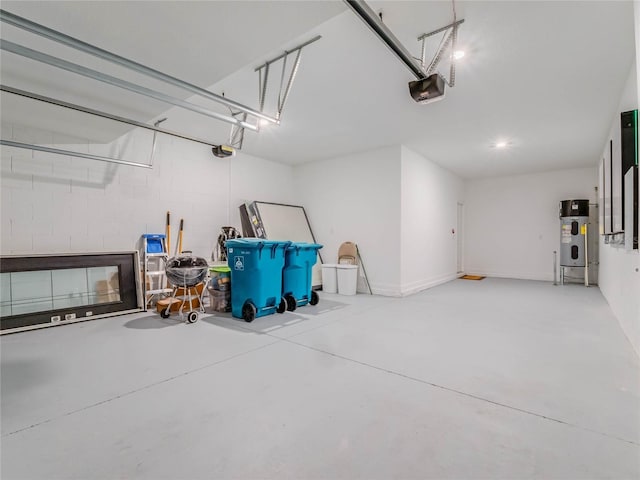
top-left (257, 242), bottom-right (264, 259)
top-left (270, 243), bottom-right (278, 259)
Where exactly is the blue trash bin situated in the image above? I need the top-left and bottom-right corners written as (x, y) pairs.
top-left (226, 238), bottom-right (290, 322)
top-left (282, 242), bottom-right (323, 311)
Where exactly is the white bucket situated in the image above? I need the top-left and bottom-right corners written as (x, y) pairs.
top-left (337, 264), bottom-right (358, 295)
top-left (321, 264), bottom-right (338, 293)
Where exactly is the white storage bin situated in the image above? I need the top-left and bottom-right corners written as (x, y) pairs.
top-left (336, 264), bottom-right (358, 295)
top-left (321, 264), bottom-right (338, 293)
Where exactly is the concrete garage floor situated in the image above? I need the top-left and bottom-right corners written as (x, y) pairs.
top-left (1, 278), bottom-right (639, 479)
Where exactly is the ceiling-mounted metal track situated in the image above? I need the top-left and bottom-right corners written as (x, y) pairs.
top-left (1, 85), bottom-right (221, 148)
top-left (1, 139), bottom-right (153, 169)
top-left (0, 39), bottom-right (258, 132)
top-left (344, 0), bottom-right (427, 80)
top-left (0, 8), bottom-right (279, 125)
top-left (0, 85), bottom-right (232, 169)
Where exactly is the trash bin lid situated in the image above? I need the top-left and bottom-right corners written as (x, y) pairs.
top-left (226, 238), bottom-right (290, 248)
top-left (287, 242), bottom-right (323, 250)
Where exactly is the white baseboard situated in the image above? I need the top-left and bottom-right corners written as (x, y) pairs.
top-left (365, 282), bottom-right (402, 297)
top-left (400, 272), bottom-right (458, 296)
top-left (362, 273), bottom-right (460, 298)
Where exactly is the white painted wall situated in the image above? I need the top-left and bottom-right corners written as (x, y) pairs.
top-left (400, 146), bottom-right (464, 295)
top-left (293, 146), bottom-right (401, 295)
top-left (464, 168), bottom-right (597, 281)
top-left (0, 129), bottom-right (294, 260)
top-left (598, 56), bottom-right (640, 358)
top-left (229, 152), bottom-right (295, 228)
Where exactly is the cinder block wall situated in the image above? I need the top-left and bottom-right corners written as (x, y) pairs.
top-left (1, 126), bottom-right (295, 259)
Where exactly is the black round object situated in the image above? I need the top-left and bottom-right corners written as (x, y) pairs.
top-left (285, 294), bottom-right (297, 312)
top-left (165, 253), bottom-right (209, 287)
top-left (242, 303), bottom-right (256, 322)
top-left (277, 298), bottom-right (286, 314)
top-left (309, 290), bottom-right (319, 306)
top-left (187, 311), bottom-right (198, 323)
top-left (160, 308), bottom-right (171, 319)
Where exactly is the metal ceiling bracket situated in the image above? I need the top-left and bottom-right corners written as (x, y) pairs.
top-left (228, 110), bottom-right (248, 150)
top-left (0, 9), bottom-right (278, 125)
top-left (0, 40), bottom-right (258, 132)
top-left (418, 2), bottom-right (464, 87)
top-left (417, 19), bottom-right (465, 41)
top-left (420, 22), bottom-right (462, 87)
top-left (222, 35), bottom-right (321, 150)
top-left (254, 35), bottom-right (320, 123)
top-left (148, 117), bottom-right (167, 166)
top-left (425, 28), bottom-right (454, 76)
top-left (276, 48), bottom-right (302, 120)
top-left (254, 35), bottom-right (321, 73)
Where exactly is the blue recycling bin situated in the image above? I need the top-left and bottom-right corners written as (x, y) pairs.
top-left (226, 238), bottom-right (290, 322)
top-left (282, 242), bottom-right (323, 311)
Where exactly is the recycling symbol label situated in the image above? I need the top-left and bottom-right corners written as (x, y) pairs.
top-left (234, 256), bottom-right (244, 271)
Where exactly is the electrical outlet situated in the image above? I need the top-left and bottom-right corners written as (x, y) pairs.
top-left (50, 315), bottom-right (61, 323)
top-left (65, 313), bottom-right (76, 321)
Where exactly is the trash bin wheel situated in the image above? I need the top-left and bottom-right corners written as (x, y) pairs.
top-left (242, 302), bottom-right (257, 322)
top-left (309, 290), bottom-right (319, 306)
top-left (160, 308), bottom-right (171, 319)
top-left (186, 311), bottom-right (198, 323)
top-left (285, 294), bottom-right (297, 312)
top-left (276, 297), bottom-right (287, 314)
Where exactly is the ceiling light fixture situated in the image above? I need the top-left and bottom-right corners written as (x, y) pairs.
top-left (493, 140), bottom-right (510, 149)
top-left (453, 50), bottom-right (465, 60)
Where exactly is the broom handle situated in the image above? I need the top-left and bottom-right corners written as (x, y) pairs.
top-left (177, 219), bottom-right (184, 255)
top-left (356, 244), bottom-right (373, 295)
top-left (166, 211), bottom-right (171, 255)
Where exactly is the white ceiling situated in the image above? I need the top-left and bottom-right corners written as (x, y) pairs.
top-left (0, 1), bottom-right (635, 179)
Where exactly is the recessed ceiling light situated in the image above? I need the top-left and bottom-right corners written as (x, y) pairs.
top-left (491, 139), bottom-right (512, 149)
top-left (453, 50), bottom-right (465, 60)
